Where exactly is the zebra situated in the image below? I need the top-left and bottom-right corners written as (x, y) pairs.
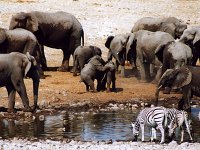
top-left (131, 106), bottom-right (168, 143)
top-left (166, 108), bottom-right (193, 142)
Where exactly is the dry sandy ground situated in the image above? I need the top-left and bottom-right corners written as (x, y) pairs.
top-left (0, 0), bottom-right (199, 109)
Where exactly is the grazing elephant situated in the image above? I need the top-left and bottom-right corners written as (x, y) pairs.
top-left (0, 52), bottom-right (40, 112)
top-left (73, 45), bottom-right (102, 76)
top-left (155, 66), bottom-right (200, 111)
top-left (105, 33), bottom-right (136, 77)
top-left (0, 27), bottom-right (45, 77)
top-left (9, 11), bottom-right (84, 72)
top-left (101, 60), bottom-right (116, 92)
top-left (179, 26), bottom-right (200, 65)
top-left (155, 41), bottom-right (192, 74)
top-left (131, 17), bottom-right (187, 39)
top-left (80, 56), bottom-right (115, 92)
top-left (129, 30), bottom-right (175, 82)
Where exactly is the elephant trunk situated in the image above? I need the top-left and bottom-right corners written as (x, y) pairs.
top-left (115, 51), bottom-right (125, 66)
top-left (155, 85), bottom-right (162, 106)
top-left (33, 78), bottom-right (39, 111)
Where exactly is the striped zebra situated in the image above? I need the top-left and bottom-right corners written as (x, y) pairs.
top-left (131, 106), bottom-right (168, 143)
top-left (166, 108), bottom-right (193, 142)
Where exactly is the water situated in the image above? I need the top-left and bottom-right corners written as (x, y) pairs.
top-left (0, 108), bottom-right (199, 142)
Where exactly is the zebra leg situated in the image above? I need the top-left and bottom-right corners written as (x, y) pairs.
top-left (140, 124), bottom-right (145, 142)
top-left (180, 127), bottom-right (184, 143)
top-left (150, 127), bottom-right (157, 142)
top-left (157, 126), bottom-right (165, 144)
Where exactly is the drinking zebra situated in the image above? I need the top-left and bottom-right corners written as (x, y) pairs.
top-left (131, 107), bottom-right (193, 143)
top-left (131, 106), bottom-right (167, 143)
top-left (166, 108), bottom-right (193, 142)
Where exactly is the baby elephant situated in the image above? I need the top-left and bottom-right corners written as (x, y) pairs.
top-left (101, 60), bottom-right (116, 92)
top-left (80, 56), bottom-right (115, 92)
top-left (73, 45), bottom-right (102, 76)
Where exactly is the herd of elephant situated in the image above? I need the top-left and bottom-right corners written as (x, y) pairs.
top-left (0, 10), bottom-right (200, 113)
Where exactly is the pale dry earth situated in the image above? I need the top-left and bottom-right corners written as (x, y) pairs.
top-left (0, 0), bottom-right (200, 149)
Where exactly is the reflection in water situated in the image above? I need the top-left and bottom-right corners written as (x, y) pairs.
top-left (0, 108), bottom-right (199, 142)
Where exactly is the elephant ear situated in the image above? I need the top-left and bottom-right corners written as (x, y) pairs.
top-left (160, 22), bottom-right (176, 38)
top-left (172, 67), bottom-right (192, 88)
top-left (26, 13), bottom-right (39, 32)
top-left (193, 30), bottom-right (200, 46)
top-left (154, 41), bottom-right (173, 63)
top-left (90, 55), bottom-right (105, 66)
top-left (126, 33), bottom-right (136, 59)
top-left (105, 36), bottom-right (114, 49)
top-left (0, 28), bottom-right (6, 44)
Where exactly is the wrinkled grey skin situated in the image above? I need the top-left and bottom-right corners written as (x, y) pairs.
top-left (73, 45), bottom-right (102, 76)
top-left (0, 52), bottom-right (40, 112)
top-left (155, 66), bottom-right (200, 111)
top-left (105, 33), bottom-right (136, 77)
top-left (0, 27), bottom-right (45, 77)
top-left (179, 26), bottom-right (200, 65)
top-left (101, 60), bottom-right (116, 92)
top-left (131, 17), bottom-right (187, 39)
top-left (130, 30), bottom-right (175, 82)
top-left (9, 11), bottom-right (84, 72)
top-left (155, 41), bottom-right (192, 74)
top-left (80, 56), bottom-right (114, 92)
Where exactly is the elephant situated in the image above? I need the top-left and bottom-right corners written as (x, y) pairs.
top-left (105, 33), bottom-right (136, 77)
top-left (0, 27), bottom-right (45, 77)
top-left (0, 52), bottom-right (40, 112)
top-left (101, 60), bottom-right (116, 92)
top-left (155, 66), bottom-right (200, 111)
top-left (179, 26), bottom-right (200, 66)
top-left (131, 17), bottom-right (187, 39)
top-left (80, 56), bottom-right (115, 92)
top-left (155, 41), bottom-right (192, 74)
top-left (9, 11), bottom-right (84, 72)
top-left (73, 45), bottom-right (102, 76)
top-left (129, 30), bottom-right (175, 82)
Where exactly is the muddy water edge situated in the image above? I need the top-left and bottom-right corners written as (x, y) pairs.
top-left (0, 100), bottom-right (199, 143)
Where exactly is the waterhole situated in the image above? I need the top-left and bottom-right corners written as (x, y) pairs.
top-left (0, 108), bottom-right (199, 142)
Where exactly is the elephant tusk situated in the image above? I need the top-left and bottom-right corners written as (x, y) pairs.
top-left (158, 85), bottom-right (162, 90)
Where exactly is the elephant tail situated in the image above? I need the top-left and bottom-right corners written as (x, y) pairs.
top-left (81, 29), bottom-right (84, 46)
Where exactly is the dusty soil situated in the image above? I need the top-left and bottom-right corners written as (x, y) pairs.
top-left (0, 0), bottom-right (200, 110)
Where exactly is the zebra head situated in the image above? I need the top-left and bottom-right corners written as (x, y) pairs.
top-left (131, 122), bottom-right (139, 141)
top-left (168, 117), bottom-right (177, 137)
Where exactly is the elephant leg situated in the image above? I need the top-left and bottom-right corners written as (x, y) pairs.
top-left (153, 65), bottom-right (163, 84)
top-left (144, 62), bottom-right (150, 81)
top-left (97, 77), bottom-right (103, 92)
top-left (11, 78), bottom-right (32, 112)
top-left (104, 73), bottom-right (111, 92)
top-left (86, 79), bottom-right (96, 92)
top-left (73, 57), bottom-right (79, 76)
top-left (83, 81), bottom-right (89, 92)
top-left (57, 49), bottom-right (71, 72)
top-left (115, 60), bottom-right (120, 73)
top-left (6, 85), bottom-right (16, 113)
top-left (136, 57), bottom-right (147, 82)
top-left (39, 45), bottom-right (48, 71)
top-left (120, 65), bottom-right (126, 77)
